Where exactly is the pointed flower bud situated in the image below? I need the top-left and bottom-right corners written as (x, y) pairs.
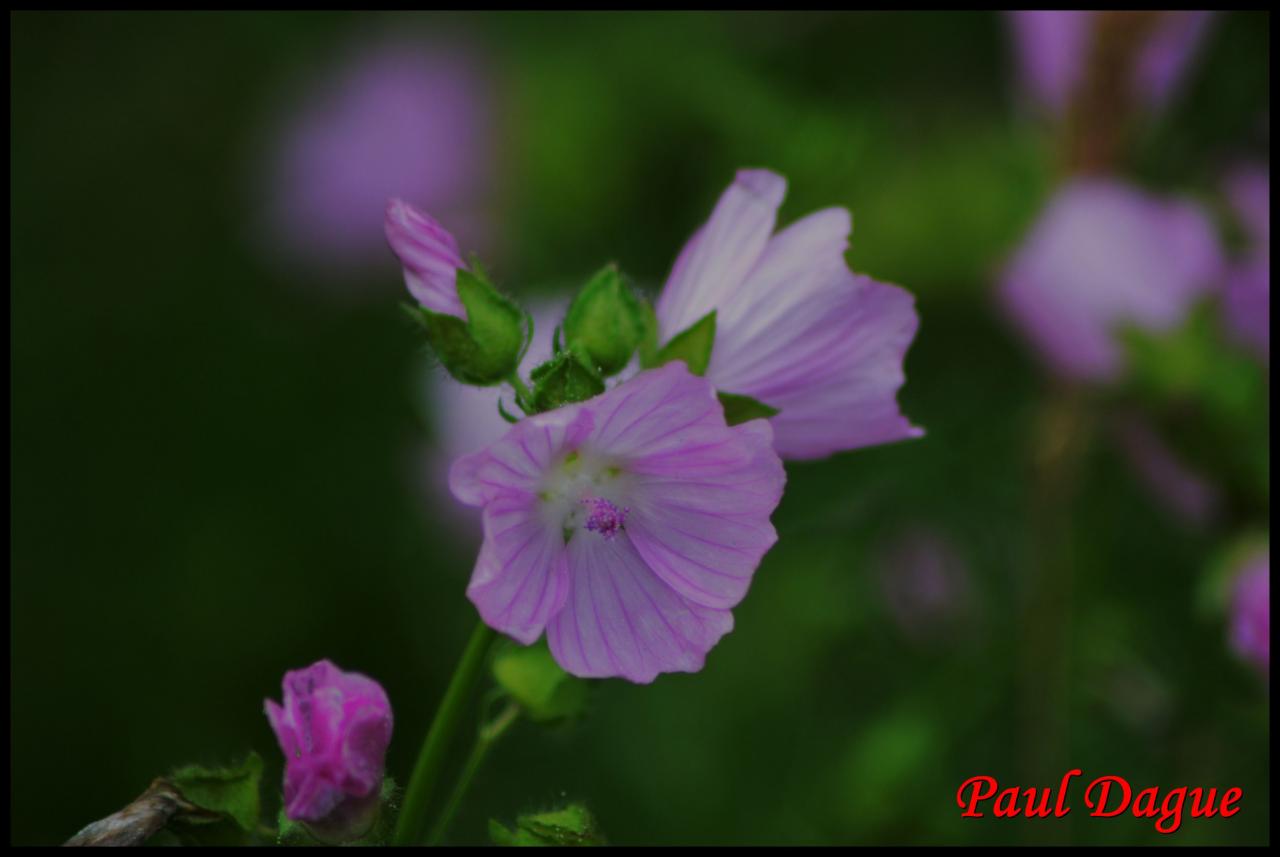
top-left (264, 660), bottom-right (393, 844)
top-left (385, 198), bottom-right (527, 385)
top-left (562, 264), bottom-right (645, 376)
top-left (385, 198), bottom-right (469, 317)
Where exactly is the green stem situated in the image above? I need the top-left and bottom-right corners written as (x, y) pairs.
top-left (508, 373), bottom-right (533, 411)
top-left (426, 700), bottom-right (522, 846)
top-left (393, 621), bottom-right (498, 846)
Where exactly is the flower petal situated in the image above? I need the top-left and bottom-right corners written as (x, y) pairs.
top-left (716, 268), bottom-right (923, 460)
top-left (625, 418), bottom-right (784, 608)
top-left (546, 532), bottom-right (734, 684)
top-left (450, 407), bottom-right (594, 507)
top-left (655, 169), bottom-right (787, 340)
top-left (466, 494), bottom-right (570, 644)
top-left (384, 198), bottom-right (467, 317)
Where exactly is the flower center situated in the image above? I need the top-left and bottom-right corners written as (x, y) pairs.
top-left (538, 449), bottom-right (631, 543)
top-left (582, 496), bottom-right (628, 540)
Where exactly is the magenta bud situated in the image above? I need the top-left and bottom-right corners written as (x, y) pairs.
top-left (264, 659), bottom-right (393, 842)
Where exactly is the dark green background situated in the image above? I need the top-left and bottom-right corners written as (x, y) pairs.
top-left (10, 11), bottom-right (1270, 845)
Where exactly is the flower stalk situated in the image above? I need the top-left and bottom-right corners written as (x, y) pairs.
top-left (393, 621), bottom-right (498, 846)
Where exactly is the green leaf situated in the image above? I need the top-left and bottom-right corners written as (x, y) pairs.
top-left (405, 267), bottom-right (527, 386)
top-left (529, 348), bottom-right (606, 413)
top-left (490, 803), bottom-right (605, 846)
top-left (168, 752), bottom-right (264, 833)
top-left (492, 639), bottom-right (589, 723)
top-left (655, 310), bottom-right (716, 375)
top-left (717, 392), bottom-right (779, 426)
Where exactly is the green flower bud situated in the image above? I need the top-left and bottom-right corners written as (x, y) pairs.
top-left (562, 264), bottom-right (646, 376)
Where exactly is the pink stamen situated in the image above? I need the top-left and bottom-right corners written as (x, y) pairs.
top-left (582, 497), bottom-right (628, 540)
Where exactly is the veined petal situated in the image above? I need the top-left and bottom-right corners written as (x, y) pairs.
top-left (384, 198), bottom-right (468, 317)
top-left (546, 532), bottom-right (734, 684)
top-left (586, 360), bottom-right (727, 461)
top-left (707, 206), bottom-right (852, 374)
top-left (722, 273), bottom-right (923, 460)
top-left (655, 169), bottom-right (787, 340)
top-left (626, 418), bottom-right (783, 608)
top-left (466, 495), bottom-right (570, 644)
top-left (450, 408), bottom-right (595, 507)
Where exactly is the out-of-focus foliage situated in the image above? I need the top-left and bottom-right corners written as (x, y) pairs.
top-left (11, 10), bottom-right (1269, 846)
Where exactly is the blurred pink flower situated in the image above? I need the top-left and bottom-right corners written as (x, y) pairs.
top-left (654, 169), bottom-right (922, 460)
top-left (998, 179), bottom-right (1223, 382)
top-left (1110, 412), bottom-right (1221, 529)
top-left (260, 35), bottom-right (494, 286)
top-left (1229, 548), bottom-right (1269, 678)
top-left (265, 660), bottom-right (392, 841)
top-left (874, 528), bottom-right (972, 645)
top-left (1008, 11), bottom-right (1214, 116)
top-left (1221, 164), bottom-right (1270, 362)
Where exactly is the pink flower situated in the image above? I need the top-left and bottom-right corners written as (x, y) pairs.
top-left (1008, 11), bottom-right (1214, 116)
top-left (385, 198), bottom-right (469, 318)
top-left (450, 361), bottom-right (786, 683)
top-left (654, 169), bottom-right (922, 460)
top-left (998, 179), bottom-right (1223, 382)
top-left (264, 660), bottom-right (393, 837)
top-left (1222, 164), bottom-right (1270, 362)
top-left (1229, 549), bottom-right (1269, 678)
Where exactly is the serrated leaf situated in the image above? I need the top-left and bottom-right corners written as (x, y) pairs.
top-left (562, 264), bottom-right (645, 376)
top-left (717, 391), bottom-right (780, 426)
top-left (490, 803), bottom-right (605, 846)
top-left (655, 310), bottom-right (716, 375)
top-left (168, 752), bottom-right (263, 833)
top-left (492, 639), bottom-right (588, 723)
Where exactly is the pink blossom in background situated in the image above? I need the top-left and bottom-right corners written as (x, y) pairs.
top-left (654, 169), bottom-right (922, 461)
top-left (450, 361), bottom-right (786, 683)
top-left (1110, 412), bottom-right (1221, 529)
top-left (260, 36), bottom-right (494, 285)
top-left (264, 660), bottom-right (393, 837)
top-left (1229, 549), bottom-right (1269, 678)
top-left (874, 528), bottom-right (972, 645)
top-left (1008, 11), bottom-right (1215, 116)
top-left (1221, 164), bottom-right (1270, 362)
top-left (998, 179), bottom-right (1223, 382)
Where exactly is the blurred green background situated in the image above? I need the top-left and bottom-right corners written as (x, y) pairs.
top-left (10, 11), bottom-right (1269, 846)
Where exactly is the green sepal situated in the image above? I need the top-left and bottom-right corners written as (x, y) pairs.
top-left (717, 391), bottom-right (780, 426)
top-left (489, 803), bottom-right (605, 846)
top-left (167, 751), bottom-right (264, 833)
top-left (654, 310), bottom-right (716, 376)
top-left (404, 268), bottom-right (527, 386)
top-left (276, 777), bottom-right (398, 846)
top-left (492, 639), bottom-right (589, 723)
top-left (529, 347), bottom-right (606, 413)
top-left (562, 264), bottom-right (645, 376)
top-left (636, 301), bottom-right (661, 368)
